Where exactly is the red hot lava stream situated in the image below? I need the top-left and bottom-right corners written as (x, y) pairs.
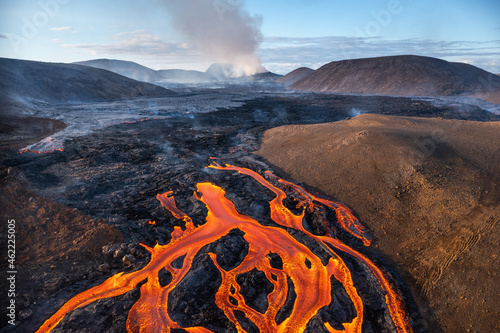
top-left (36, 162), bottom-right (413, 333)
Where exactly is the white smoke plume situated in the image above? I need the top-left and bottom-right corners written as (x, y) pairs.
top-left (162, 0), bottom-right (265, 76)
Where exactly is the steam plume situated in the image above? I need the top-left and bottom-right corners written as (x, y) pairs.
top-left (163, 0), bottom-right (265, 76)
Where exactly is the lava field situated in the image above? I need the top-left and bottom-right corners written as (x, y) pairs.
top-left (1, 92), bottom-right (498, 333)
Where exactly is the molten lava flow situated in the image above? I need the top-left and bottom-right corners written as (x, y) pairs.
top-left (272, 175), bottom-right (372, 246)
top-left (19, 136), bottom-right (65, 154)
top-left (208, 163), bottom-right (412, 333)
top-left (19, 148), bottom-right (65, 154)
top-left (37, 163), bottom-right (413, 333)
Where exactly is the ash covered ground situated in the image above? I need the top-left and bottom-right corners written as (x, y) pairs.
top-left (1, 85), bottom-right (499, 332)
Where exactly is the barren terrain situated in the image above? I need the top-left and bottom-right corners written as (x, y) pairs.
top-left (1, 80), bottom-right (499, 332)
top-left (257, 114), bottom-right (500, 332)
top-left (276, 67), bottom-right (314, 86)
top-left (290, 55), bottom-right (500, 103)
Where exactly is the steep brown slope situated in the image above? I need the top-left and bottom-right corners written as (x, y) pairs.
top-left (256, 114), bottom-right (500, 333)
top-left (276, 67), bottom-right (314, 85)
top-left (290, 55), bottom-right (500, 102)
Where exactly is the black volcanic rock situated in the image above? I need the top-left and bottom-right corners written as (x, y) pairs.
top-left (0, 57), bottom-right (175, 113)
top-left (276, 67), bottom-right (314, 86)
top-left (5, 93), bottom-right (498, 332)
top-left (290, 55), bottom-right (500, 98)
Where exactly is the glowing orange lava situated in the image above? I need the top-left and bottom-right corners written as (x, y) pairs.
top-left (19, 147), bottom-right (64, 154)
top-left (36, 163), bottom-right (413, 333)
top-left (19, 136), bottom-right (65, 154)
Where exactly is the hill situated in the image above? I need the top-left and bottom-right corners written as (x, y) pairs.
top-left (276, 67), bottom-right (314, 85)
top-left (0, 58), bottom-right (175, 114)
top-left (205, 63), bottom-right (244, 80)
top-left (156, 69), bottom-right (207, 83)
top-left (204, 63), bottom-right (280, 81)
top-left (256, 113), bottom-right (500, 333)
top-left (74, 59), bottom-right (158, 82)
top-left (252, 71), bottom-right (282, 82)
top-left (290, 55), bottom-right (500, 102)
top-left (74, 59), bottom-right (209, 83)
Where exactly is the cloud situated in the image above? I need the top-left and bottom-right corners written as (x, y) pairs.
top-left (260, 36), bottom-right (500, 74)
top-left (0, 33), bottom-right (7, 39)
top-left (50, 27), bottom-right (79, 33)
top-left (458, 57), bottom-right (500, 74)
top-left (54, 29), bottom-right (500, 74)
top-left (62, 30), bottom-right (199, 63)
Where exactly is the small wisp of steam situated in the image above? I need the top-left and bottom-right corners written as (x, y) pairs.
top-left (349, 108), bottom-right (366, 117)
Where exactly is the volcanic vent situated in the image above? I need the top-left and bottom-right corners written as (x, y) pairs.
top-left (36, 160), bottom-right (415, 333)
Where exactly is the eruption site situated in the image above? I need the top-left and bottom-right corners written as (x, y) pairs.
top-left (162, 0), bottom-right (265, 76)
top-left (36, 162), bottom-right (413, 333)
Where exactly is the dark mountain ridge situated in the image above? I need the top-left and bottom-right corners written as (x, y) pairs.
top-left (74, 59), bottom-right (158, 82)
top-left (75, 59), bottom-right (281, 83)
top-left (0, 58), bottom-right (175, 114)
top-left (290, 55), bottom-right (500, 101)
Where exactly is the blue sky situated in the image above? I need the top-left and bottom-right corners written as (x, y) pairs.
top-left (1, 0), bottom-right (499, 74)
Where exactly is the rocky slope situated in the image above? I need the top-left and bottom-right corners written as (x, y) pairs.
top-left (276, 67), bottom-right (314, 85)
top-left (257, 113), bottom-right (500, 333)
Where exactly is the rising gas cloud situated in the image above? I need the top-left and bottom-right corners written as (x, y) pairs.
top-left (163, 0), bottom-right (265, 76)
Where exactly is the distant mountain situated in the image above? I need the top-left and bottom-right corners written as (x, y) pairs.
top-left (74, 59), bottom-right (158, 82)
top-left (204, 63), bottom-right (282, 82)
top-left (0, 58), bottom-right (175, 113)
top-left (276, 67), bottom-right (314, 86)
top-left (290, 55), bottom-right (500, 100)
top-left (75, 59), bottom-right (281, 84)
top-left (74, 59), bottom-right (211, 83)
top-left (156, 69), bottom-right (206, 83)
top-left (252, 71), bottom-right (283, 82)
top-left (205, 63), bottom-right (243, 80)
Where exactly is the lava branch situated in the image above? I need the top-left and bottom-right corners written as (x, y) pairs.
top-left (37, 162), bottom-right (413, 333)
top-left (267, 174), bottom-right (372, 247)
top-left (208, 162), bottom-right (413, 333)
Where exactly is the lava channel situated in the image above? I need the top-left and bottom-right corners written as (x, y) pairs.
top-left (36, 162), bottom-right (413, 333)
